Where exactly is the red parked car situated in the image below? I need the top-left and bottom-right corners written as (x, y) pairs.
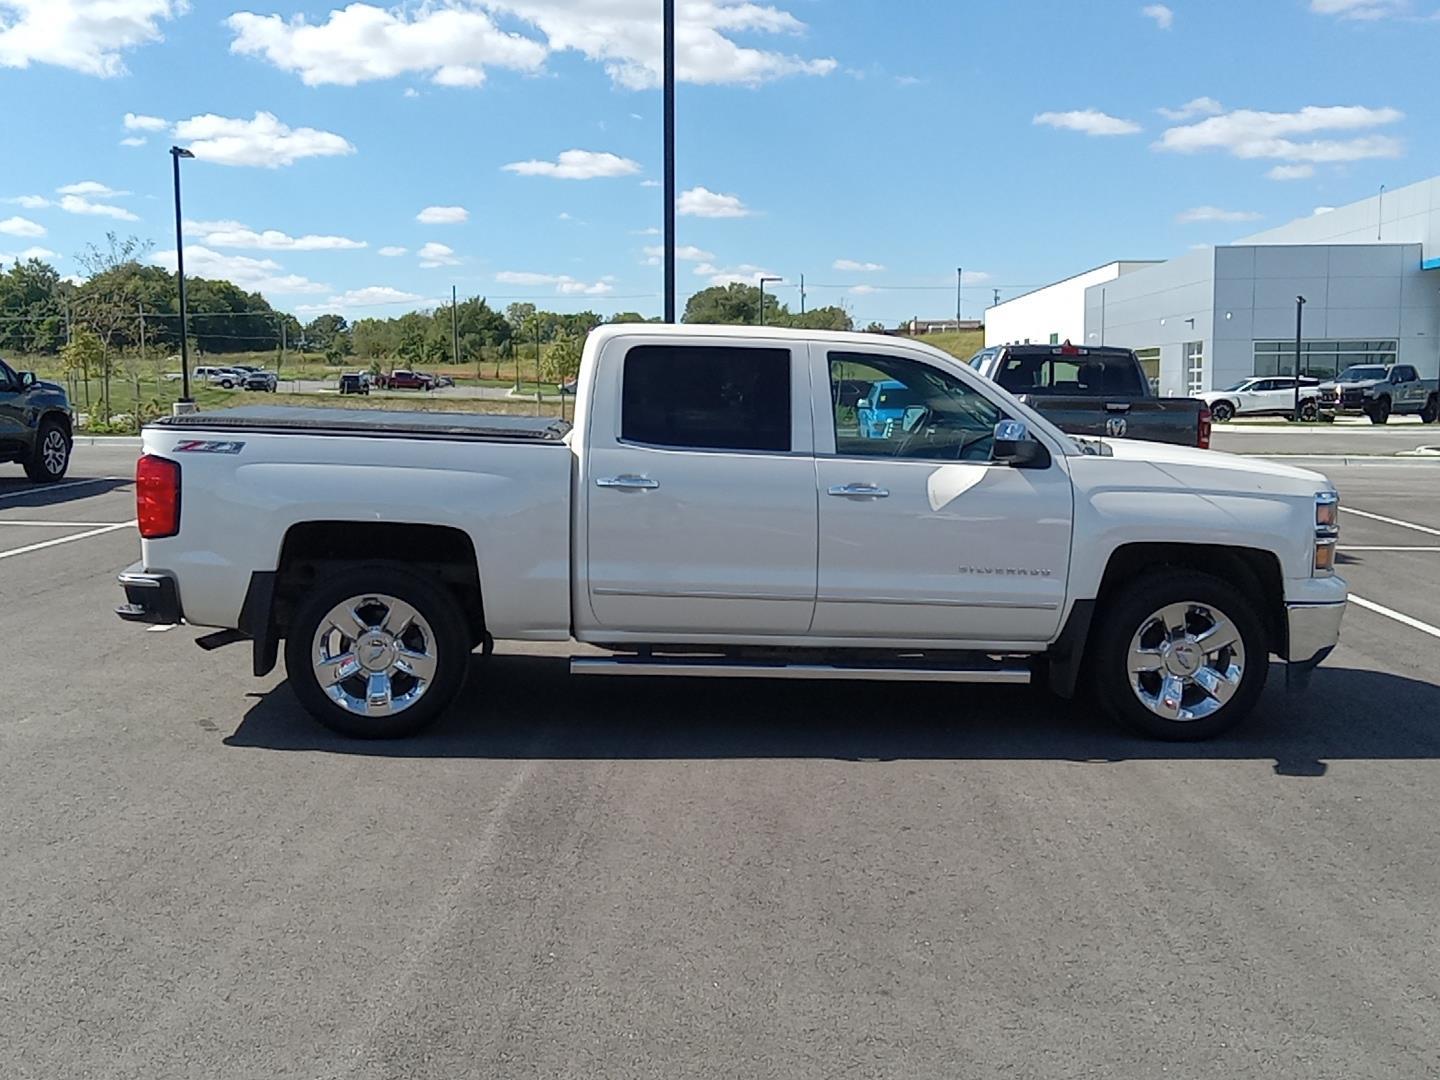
top-left (375, 370), bottom-right (434, 391)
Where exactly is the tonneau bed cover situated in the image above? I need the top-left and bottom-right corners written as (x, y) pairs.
top-left (151, 405), bottom-right (572, 443)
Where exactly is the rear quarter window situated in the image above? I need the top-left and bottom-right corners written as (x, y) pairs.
top-left (621, 344), bottom-right (791, 453)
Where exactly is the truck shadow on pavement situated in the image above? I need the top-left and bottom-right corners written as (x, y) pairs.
top-left (0, 476), bottom-right (130, 508)
top-left (225, 656), bottom-right (1440, 777)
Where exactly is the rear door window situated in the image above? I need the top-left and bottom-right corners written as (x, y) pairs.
top-left (621, 344), bottom-right (791, 453)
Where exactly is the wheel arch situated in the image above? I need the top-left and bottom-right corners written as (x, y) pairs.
top-left (269, 520), bottom-right (486, 658)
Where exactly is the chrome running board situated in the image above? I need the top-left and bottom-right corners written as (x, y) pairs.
top-left (569, 657), bottom-right (1030, 684)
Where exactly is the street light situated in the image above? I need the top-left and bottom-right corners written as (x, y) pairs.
top-left (1292, 295), bottom-right (1307, 422)
top-left (662, 0), bottom-right (676, 322)
top-left (170, 146), bottom-right (195, 406)
top-left (757, 276), bottom-right (782, 325)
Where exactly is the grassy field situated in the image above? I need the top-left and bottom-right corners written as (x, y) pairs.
top-left (901, 329), bottom-right (985, 360)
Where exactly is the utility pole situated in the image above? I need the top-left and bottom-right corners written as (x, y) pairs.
top-left (534, 318), bottom-right (542, 415)
top-left (662, 0), bottom-right (676, 322)
top-left (799, 273), bottom-right (806, 315)
top-left (279, 316), bottom-right (287, 380)
top-left (1292, 295), bottom-right (1307, 421)
top-left (993, 288), bottom-right (1001, 309)
top-left (1377, 184), bottom-right (1386, 241)
top-left (956, 267), bottom-right (963, 326)
top-left (451, 285), bottom-right (460, 367)
top-left (758, 277), bottom-right (782, 325)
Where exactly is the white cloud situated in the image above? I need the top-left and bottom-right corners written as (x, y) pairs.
top-left (403, 87), bottom-right (420, 98)
top-left (849, 284), bottom-right (877, 296)
top-left (418, 241), bottom-right (461, 268)
top-left (1267, 163), bottom-right (1316, 181)
top-left (226, 1), bottom-right (836, 91)
top-left (639, 179), bottom-right (661, 188)
top-left (58, 180), bottom-right (127, 197)
top-left (58, 195), bottom-right (138, 221)
top-left (153, 246), bottom-right (329, 294)
top-left (633, 226), bottom-right (661, 235)
top-left (0, 245), bottom-right (56, 262)
top-left (643, 243), bottom-right (713, 262)
top-left (378, 245), bottom-right (408, 257)
top-left (7, 195), bottom-right (50, 209)
top-left (1310, 0), bottom-right (1406, 18)
top-left (502, 149), bottom-right (641, 180)
top-left (692, 261), bottom-right (775, 286)
top-left (185, 219), bottom-right (367, 251)
top-left (1176, 206), bottom-right (1263, 224)
top-left (417, 205), bottom-right (469, 225)
top-left (172, 111), bottom-right (356, 168)
top-left (1033, 109), bottom-right (1142, 136)
top-left (226, 4), bottom-right (546, 87)
top-left (123, 112), bottom-right (168, 131)
top-left (120, 136), bottom-right (148, 148)
top-left (677, 186), bottom-right (751, 218)
top-left (1314, 206), bottom-right (1337, 215)
top-left (297, 286), bottom-right (427, 313)
top-left (1155, 105), bottom-right (1404, 163)
top-left (0, 216), bottom-right (46, 237)
top-left (1158, 97), bottom-right (1223, 121)
top-left (0, 0), bottom-right (184, 77)
top-left (1141, 4), bottom-right (1174, 28)
top-left (833, 259), bottom-right (885, 272)
top-left (494, 270), bottom-right (612, 294)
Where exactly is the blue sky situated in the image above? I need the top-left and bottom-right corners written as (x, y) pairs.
top-left (1, 0), bottom-right (1437, 326)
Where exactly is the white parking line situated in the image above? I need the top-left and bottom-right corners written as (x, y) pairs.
top-left (1340, 545), bottom-right (1440, 552)
top-left (1349, 594), bottom-right (1440, 641)
top-left (0, 520), bottom-right (132, 528)
top-left (0, 521), bottom-right (136, 560)
top-left (0, 476), bottom-right (128, 502)
top-left (1341, 506), bottom-right (1440, 538)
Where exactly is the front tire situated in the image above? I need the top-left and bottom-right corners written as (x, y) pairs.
top-left (284, 564), bottom-right (471, 739)
top-left (1210, 401), bottom-right (1235, 423)
top-left (1300, 399), bottom-right (1319, 422)
top-left (1092, 571), bottom-right (1268, 741)
top-left (1368, 397), bottom-right (1391, 424)
top-left (24, 419), bottom-right (71, 483)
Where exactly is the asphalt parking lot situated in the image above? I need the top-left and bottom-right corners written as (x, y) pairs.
top-left (4, 439), bottom-right (1440, 1079)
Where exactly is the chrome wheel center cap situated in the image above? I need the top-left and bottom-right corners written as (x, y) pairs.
top-left (358, 633), bottom-right (397, 672)
top-left (1166, 641), bottom-right (1202, 677)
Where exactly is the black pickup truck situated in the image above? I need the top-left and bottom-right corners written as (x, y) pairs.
top-left (966, 343), bottom-right (1211, 448)
top-left (0, 357), bottom-right (73, 482)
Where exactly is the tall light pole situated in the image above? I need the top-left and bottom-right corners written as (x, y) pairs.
top-left (170, 146), bottom-right (195, 406)
top-left (758, 276), bottom-right (782, 325)
top-left (1292, 295), bottom-right (1307, 422)
top-left (662, 0), bottom-right (676, 322)
top-left (1377, 184), bottom-right (1385, 241)
top-left (955, 267), bottom-right (963, 326)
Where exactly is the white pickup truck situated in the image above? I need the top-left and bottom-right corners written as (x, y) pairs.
top-left (117, 325), bottom-right (1346, 741)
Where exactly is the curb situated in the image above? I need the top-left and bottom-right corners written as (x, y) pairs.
top-left (74, 436), bottom-right (142, 448)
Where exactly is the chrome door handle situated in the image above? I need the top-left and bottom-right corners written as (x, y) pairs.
top-left (596, 475), bottom-right (660, 490)
top-left (828, 483), bottom-right (889, 498)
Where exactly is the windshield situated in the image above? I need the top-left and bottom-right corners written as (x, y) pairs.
top-left (1336, 366), bottom-right (1387, 382)
top-left (1222, 378), bottom-right (1257, 392)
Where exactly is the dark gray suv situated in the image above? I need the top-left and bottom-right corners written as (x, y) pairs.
top-left (0, 358), bottom-right (73, 482)
top-left (1317, 364), bottom-right (1438, 424)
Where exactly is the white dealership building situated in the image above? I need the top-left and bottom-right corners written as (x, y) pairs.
top-left (986, 174), bottom-right (1440, 396)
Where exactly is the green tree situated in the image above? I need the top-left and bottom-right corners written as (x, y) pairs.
top-left (540, 333), bottom-right (583, 384)
top-left (303, 313), bottom-right (349, 351)
top-left (608, 311), bottom-right (658, 324)
top-left (682, 282), bottom-right (789, 326)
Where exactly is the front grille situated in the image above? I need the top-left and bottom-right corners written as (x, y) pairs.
top-left (1341, 389), bottom-right (1365, 406)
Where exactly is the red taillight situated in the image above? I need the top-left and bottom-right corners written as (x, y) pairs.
top-left (1198, 407), bottom-right (1212, 450)
top-left (136, 454), bottom-right (181, 539)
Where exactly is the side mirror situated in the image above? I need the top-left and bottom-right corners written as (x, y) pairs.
top-left (855, 399), bottom-right (871, 410)
top-left (19, 371), bottom-right (36, 390)
top-left (992, 419), bottom-right (1048, 468)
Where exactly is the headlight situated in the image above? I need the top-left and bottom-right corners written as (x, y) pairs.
top-left (1314, 491), bottom-right (1339, 575)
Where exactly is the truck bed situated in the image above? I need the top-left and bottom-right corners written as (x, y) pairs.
top-left (155, 405), bottom-right (571, 443)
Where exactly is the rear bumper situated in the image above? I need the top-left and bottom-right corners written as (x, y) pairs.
top-left (115, 563), bottom-right (184, 625)
top-left (1283, 599), bottom-right (1346, 690)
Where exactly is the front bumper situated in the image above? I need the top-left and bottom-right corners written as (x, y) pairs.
top-left (1283, 599), bottom-right (1346, 689)
top-left (115, 563), bottom-right (184, 625)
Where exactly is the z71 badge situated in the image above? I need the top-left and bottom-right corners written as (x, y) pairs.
top-left (172, 439), bottom-right (246, 455)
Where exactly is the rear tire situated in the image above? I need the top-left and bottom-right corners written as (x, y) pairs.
top-left (284, 564), bottom-right (471, 739)
top-left (1422, 395), bottom-right (1439, 424)
top-left (23, 419), bottom-right (71, 483)
top-left (1091, 570), bottom-right (1268, 741)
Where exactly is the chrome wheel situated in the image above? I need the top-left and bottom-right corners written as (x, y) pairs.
top-left (41, 429), bottom-right (68, 475)
top-left (1127, 601), bottom-right (1245, 722)
top-left (311, 593), bottom-right (439, 717)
